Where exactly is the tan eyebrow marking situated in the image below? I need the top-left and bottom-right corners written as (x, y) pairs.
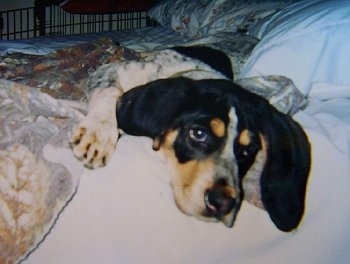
top-left (210, 118), bottom-right (226, 138)
top-left (238, 129), bottom-right (252, 146)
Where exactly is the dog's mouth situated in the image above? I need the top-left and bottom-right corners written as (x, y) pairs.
top-left (203, 184), bottom-right (240, 227)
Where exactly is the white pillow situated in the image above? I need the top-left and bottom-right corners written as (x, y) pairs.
top-left (240, 0), bottom-right (350, 97)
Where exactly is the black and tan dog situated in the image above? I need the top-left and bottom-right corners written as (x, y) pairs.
top-left (70, 46), bottom-right (311, 232)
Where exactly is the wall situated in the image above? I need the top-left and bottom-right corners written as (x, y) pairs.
top-left (0, 0), bottom-right (35, 39)
top-left (0, 0), bottom-right (34, 11)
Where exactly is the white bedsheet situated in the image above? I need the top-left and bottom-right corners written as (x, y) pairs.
top-left (0, 27), bottom-right (170, 56)
top-left (0, 26), bottom-right (205, 56)
top-left (25, 94), bottom-right (350, 264)
top-left (0, 25), bottom-right (249, 56)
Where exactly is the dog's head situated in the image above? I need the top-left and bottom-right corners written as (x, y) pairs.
top-left (117, 77), bottom-right (311, 232)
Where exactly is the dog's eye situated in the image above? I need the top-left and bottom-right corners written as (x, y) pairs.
top-left (242, 149), bottom-right (250, 157)
top-left (189, 128), bottom-right (208, 143)
top-left (237, 145), bottom-right (256, 160)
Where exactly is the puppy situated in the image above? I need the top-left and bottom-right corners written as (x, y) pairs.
top-left (70, 47), bottom-right (311, 232)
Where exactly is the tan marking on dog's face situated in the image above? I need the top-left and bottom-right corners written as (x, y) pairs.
top-left (161, 129), bottom-right (178, 149)
top-left (238, 129), bottom-right (252, 146)
top-left (259, 133), bottom-right (268, 154)
top-left (160, 128), bottom-right (240, 225)
top-left (210, 118), bottom-right (226, 138)
top-left (172, 159), bottom-right (215, 197)
top-left (160, 130), bottom-right (214, 215)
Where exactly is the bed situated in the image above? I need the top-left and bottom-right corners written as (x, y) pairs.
top-left (1, 0), bottom-right (350, 263)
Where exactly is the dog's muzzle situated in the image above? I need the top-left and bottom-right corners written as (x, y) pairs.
top-left (204, 179), bottom-right (239, 227)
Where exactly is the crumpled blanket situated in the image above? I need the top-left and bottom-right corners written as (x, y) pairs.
top-left (0, 40), bottom-right (139, 263)
top-left (0, 38), bottom-right (307, 264)
top-left (0, 79), bottom-right (85, 263)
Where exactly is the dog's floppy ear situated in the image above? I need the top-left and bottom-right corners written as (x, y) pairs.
top-left (221, 80), bottom-right (311, 232)
top-left (117, 77), bottom-right (201, 141)
top-left (260, 111), bottom-right (311, 232)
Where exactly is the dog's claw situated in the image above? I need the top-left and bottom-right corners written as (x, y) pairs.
top-left (70, 116), bottom-right (118, 169)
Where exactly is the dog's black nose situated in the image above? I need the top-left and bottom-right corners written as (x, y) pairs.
top-left (205, 188), bottom-right (236, 216)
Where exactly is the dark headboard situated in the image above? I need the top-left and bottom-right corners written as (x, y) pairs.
top-left (0, 0), bottom-right (158, 40)
top-left (34, 0), bottom-right (158, 37)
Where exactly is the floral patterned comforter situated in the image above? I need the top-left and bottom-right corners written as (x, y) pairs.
top-left (0, 38), bottom-right (138, 100)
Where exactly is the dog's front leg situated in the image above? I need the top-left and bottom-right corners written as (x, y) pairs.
top-left (69, 50), bottom-right (195, 168)
top-left (70, 86), bottom-right (123, 169)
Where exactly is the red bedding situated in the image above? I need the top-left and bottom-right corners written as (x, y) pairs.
top-left (61, 0), bottom-right (158, 14)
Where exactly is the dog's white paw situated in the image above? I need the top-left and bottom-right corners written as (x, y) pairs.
top-left (70, 115), bottom-right (118, 169)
